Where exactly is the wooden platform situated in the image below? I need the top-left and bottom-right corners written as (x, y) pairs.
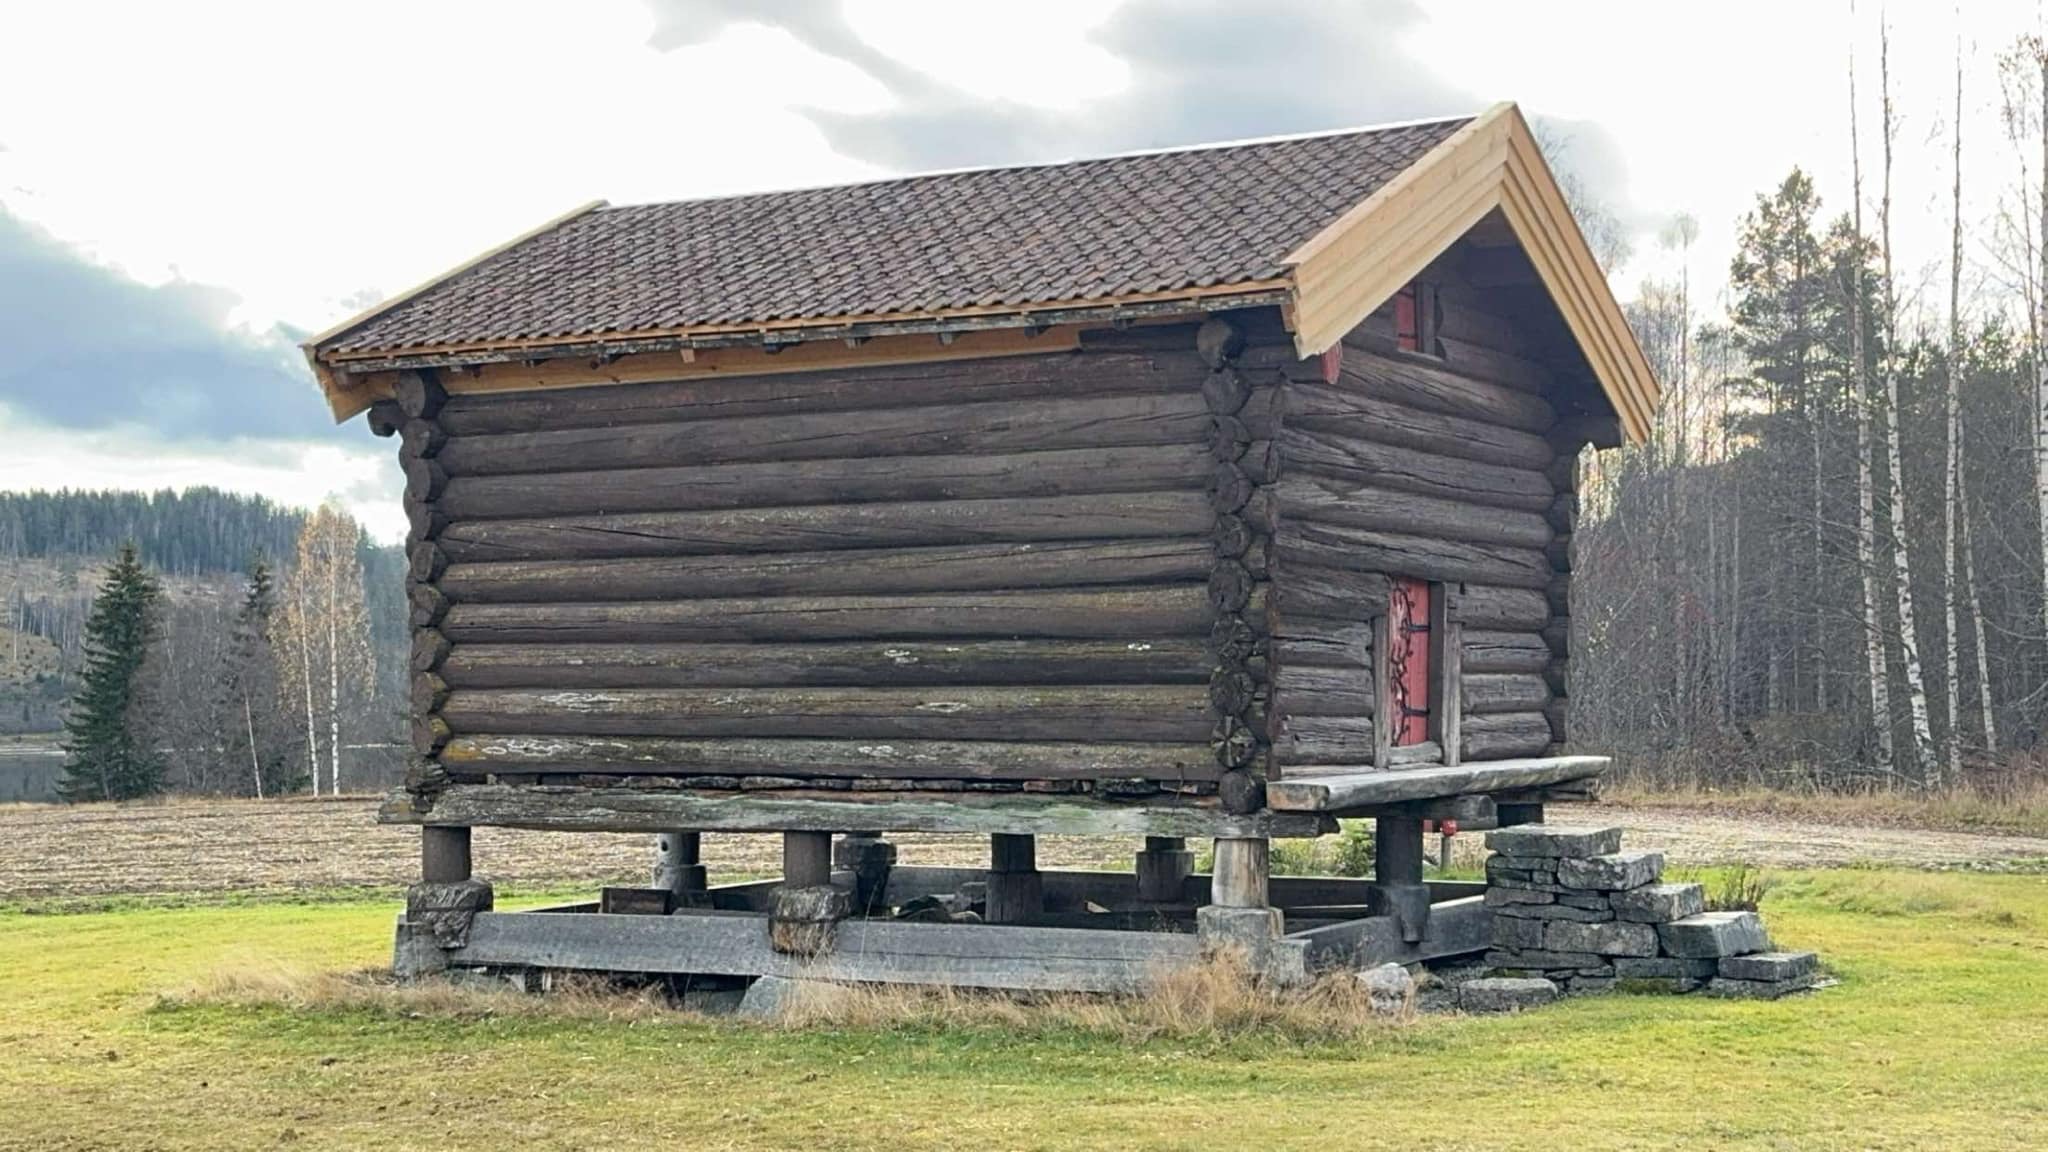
top-left (1264, 755), bottom-right (1609, 814)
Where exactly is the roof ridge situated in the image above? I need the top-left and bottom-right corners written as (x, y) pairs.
top-left (597, 111), bottom-right (1481, 212)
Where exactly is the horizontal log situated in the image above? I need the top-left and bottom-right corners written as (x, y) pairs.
top-left (1275, 665), bottom-right (1375, 716)
top-left (1289, 383), bottom-right (1555, 470)
top-left (436, 492), bottom-right (1213, 562)
top-left (1287, 427), bottom-right (1553, 511)
top-left (1274, 476), bottom-right (1552, 550)
top-left (1270, 563), bottom-right (1391, 621)
top-left (435, 444), bottom-right (1214, 520)
top-left (1334, 349), bottom-right (1555, 433)
top-left (1341, 325), bottom-right (1557, 396)
top-left (386, 782), bottom-right (1330, 839)
top-left (1460, 630), bottom-right (1551, 674)
top-left (440, 686), bottom-right (1211, 743)
top-left (1276, 521), bottom-right (1553, 589)
top-left (1460, 673), bottom-right (1551, 715)
top-left (439, 586), bottom-right (1211, 644)
top-left (439, 639), bottom-right (1212, 689)
top-left (1453, 585), bottom-right (1551, 630)
top-left (439, 539), bottom-right (1214, 602)
top-left (1266, 755), bottom-right (1610, 812)
top-left (437, 392), bottom-right (1248, 477)
top-left (1460, 712), bottom-right (1554, 761)
top-left (1274, 716), bottom-right (1376, 766)
top-left (1270, 617), bottom-right (1373, 669)
top-left (1434, 284), bottom-right (1545, 358)
top-left (437, 734), bottom-right (1218, 781)
top-left (434, 349), bottom-right (1207, 435)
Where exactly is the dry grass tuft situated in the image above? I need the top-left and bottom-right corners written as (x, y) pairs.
top-left (775, 951), bottom-right (1404, 1043)
top-left (166, 955), bottom-right (678, 1024)
top-left (1601, 773), bottom-right (2048, 839)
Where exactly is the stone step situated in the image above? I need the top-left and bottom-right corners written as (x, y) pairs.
top-left (1458, 976), bottom-right (1560, 1013)
top-left (1483, 824), bottom-right (1623, 860)
top-left (1719, 951), bottom-right (1817, 982)
top-left (1657, 911), bottom-right (1769, 959)
top-left (1557, 850), bottom-right (1664, 891)
top-left (1610, 882), bottom-right (1705, 923)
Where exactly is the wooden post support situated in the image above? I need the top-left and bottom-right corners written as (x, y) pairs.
top-left (653, 830), bottom-right (707, 897)
top-left (985, 832), bottom-right (1043, 924)
top-left (421, 825), bottom-right (471, 883)
top-left (1374, 814), bottom-right (1430, 944)
top-left (1135, 835), bottom-right (1194, 902)
top-left (834, 831), bottom-right (897, 914)
top-left (782, 831), bottom-right (833, 888)
top-left (1210, 837), bottom-right (1269, 909)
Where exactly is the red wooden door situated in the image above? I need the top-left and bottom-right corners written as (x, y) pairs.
top-left (1388, 578), bottom-right (1431, 746)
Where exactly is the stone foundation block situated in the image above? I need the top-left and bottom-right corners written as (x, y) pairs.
top-left (405, 879), bottom-right (494, 949)
top-left (1542, 919), bottom-right (1659, 958)
top-left (1357, 963), bottom-right (1416, 1017)
top-left (1485, 948), bottom-right (1605, 970)
top-left (1658, 911), bottom-right (1768, 959)
top-left (1484, 886), bottom-right (1555, 907)
top-left (1196, 906), bottom-right (1304, 985)
top-left (1459, 977), bottom-right (1560, 1013)
top-left (1565, 975), bottom-right (1617, 996)
top-left (1614, 956), bottom-right (1718, 981)
top-left (1719, 951), bottom-right (1817, 982)
top-left (1491, 914), bottom-right (1546, 951)
top-left (769, 884), bottom-right (851, 957)
top-left (1610, 882), bottom-right (1705, 923)
top-left (1557, 851), bottom-right (1664, 892)
top-left (1483, 825), bottom-right (1622, 859)
top-left (1705, 974), bottom-right (1815, 1000)
top-left (1494, 901), bottom-right (1613, 923)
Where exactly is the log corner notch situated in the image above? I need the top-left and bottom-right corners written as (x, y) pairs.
top-left (399, 369), bottom-right (454, 805)
top-left (1202, 315), bottom-right (1283, 813)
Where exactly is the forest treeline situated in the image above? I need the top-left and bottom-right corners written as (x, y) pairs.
top-left (0, 487), bottom-right (307, 575)
top-left (1574, 28), bottom-right (2048, 794)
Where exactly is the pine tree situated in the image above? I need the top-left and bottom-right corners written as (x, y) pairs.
top-left (214, 556), bottom-right (295, 798)
top-left (58, 544), bottom-right (163, 802)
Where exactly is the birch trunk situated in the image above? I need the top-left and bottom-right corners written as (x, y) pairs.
top-left (243, 691), bottom-right (263, 800)
top-left (1942, 38), bottom-right (1964, 780)
top-left (295, 581), bottom-right (318, 795)
top-left (1878, 23), bottom-right (1940, 785)
top-left (1851, 26), bottom-right (1896, 775)
top-left (326, 546), bottom-right (340, 796)
top-left (2037, 49), bottom-right (2048, 671)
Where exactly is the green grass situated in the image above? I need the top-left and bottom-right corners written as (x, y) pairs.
top-left (2, 873), bottom-right (2046, 1151)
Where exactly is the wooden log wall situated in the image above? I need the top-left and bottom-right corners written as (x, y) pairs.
top-left (395, 334), bottom-right (1248, 800)
top-left (1268, 241), bottom-right (1603, 767)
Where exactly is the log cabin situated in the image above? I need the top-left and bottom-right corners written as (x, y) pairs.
top-left (304, 102), bottom-right (1659, 990)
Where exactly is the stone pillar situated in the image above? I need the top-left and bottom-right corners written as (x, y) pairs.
top-left (834, 831), bottom-right (897, 914)
top-left (398, 825), bottom-right (493, 978)
top-left (653, 830), bottom-right (707, 900)
top-left (770, 831), bottom-right (847, 956)
top-left (1135, 835), bottom-right (1193, 902)
top-left (985, 833), bottom-right (1043, 924)
top-left (1374, 813), bottom-right (1431, 943)
top-left (1198, 837), bottom-right (1294, 979)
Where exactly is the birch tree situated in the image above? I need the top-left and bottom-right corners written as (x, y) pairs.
top-left (1850, 20), bottom-right (1896, 775)
top-left (275, 504), bottom-right (376, 796)
top-left (1943, 28), bottom-right (1965, 779)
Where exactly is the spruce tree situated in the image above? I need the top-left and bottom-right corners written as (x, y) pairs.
top-left (59, 544), bottom-right (163, 802)
top-left (214, 556), bottom-right (297, 797)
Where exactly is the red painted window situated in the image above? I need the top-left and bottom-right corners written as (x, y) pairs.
top-left (1388, 577), bottom-right (1432, 746)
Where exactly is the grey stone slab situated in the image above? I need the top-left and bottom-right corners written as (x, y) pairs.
top-left (1483, 824), bottom-right (1623, 859)
top-left (1565, 975), bottom-right (1616, 995)
top-left (1458, 977), bottom-right (1560, 1013)
top-left (1610, 882), bottom-right (1705, 923)
top-left (1542, 919), bottom-right (1660, 958)
top-left (1491, 915), bottom-right (1545, 951)
top-left (1494, 901), bottom-right (1614, 923)
top-left (1614, 956), bottom-right (1718, 980)
top-left (1658, 911), bottom-right (1769, 959)
top-left (1356, 963), bottom-right (1415, 1017)
top-left (1491, 855), bottom-right (1562, 872)
top-left (1557, 851), bottom-right (1664, 892)
top-left (1484, 886), bottom-right (1555, 907)
top-left (1617, 976), bottom-right (1704, 994)
top-left (736, 974), bottom-right (811, 1020)
top-left (1705, 974), bottom-right (1815, 1000)
top-left (1485, 948), bottom-right (1606, 969)
top-left (1719, 951), bottom-right (1817, 982)
top-left (1556, 892), bottom-right (1615, 911)
top-left (1489, 876), bottom-right (1568, 894)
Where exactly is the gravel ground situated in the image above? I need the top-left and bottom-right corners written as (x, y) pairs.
top-left (2, 795), bottom-right (2044, 901)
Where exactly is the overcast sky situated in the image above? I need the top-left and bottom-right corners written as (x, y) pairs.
top-left (2, 1), bottom-right (2039, 541)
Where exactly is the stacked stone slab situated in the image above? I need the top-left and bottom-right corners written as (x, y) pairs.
top-left (1481, 824), bottom-right (1815, 999)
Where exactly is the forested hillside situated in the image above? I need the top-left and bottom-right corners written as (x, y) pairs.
top-left (0, 488), bottom-right (307, 576)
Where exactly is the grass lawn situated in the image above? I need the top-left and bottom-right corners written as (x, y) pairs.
top-left (2, 871), bottom-right (2045, 1151)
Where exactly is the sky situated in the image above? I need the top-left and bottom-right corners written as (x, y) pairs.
top-left (2, 0), bottom-right (2040, 542)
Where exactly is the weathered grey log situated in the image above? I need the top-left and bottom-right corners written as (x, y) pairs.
top-left (1275, 665), bottom-right (1375, 716)
top-left (1210, 837), bottom-right (1270, 909)
top-left (439, 638), bottom-right (1211, 689)
top-left (1264, 755), bottom-right (1610, 811)
top-left (412, 713), bottom-right (451, 754)
top-left (1461, 673), bottom-right (1551, 715)
top-left (408, 542), bottom-right (448, 584)
top-left (384, 782), bottom-right (1334, 838)
top-left (437, 392), bottom-right (1242, 477)
top-left (411, 628), bottom-right (451, 673)
top-left (439, 586), bottom-right (1211, 644)
top-left (986, 833), bottom-right (1043, 924)
top-left (1274, 475), bottom-right (1553, 549)
top-left (1331, 350), bottom-right (1556, 433)
top-left (436, 492), bottom-right (1213, 562)
top-left (1289, 383), bottom-right (1555, 469)
top-left (438, 539), bottom-right (1213, 603)
top-left (1135, 837), bottom-right (1194, 902)
top-left (1287, 895), bottom-right (1493, 970)
top-left (411, 672), bottom-right (450, 715)
top-left (1197, 317), bottom-right (1246, 367)
top-left (1201, 366), bottom-right (1252, 414)
top-left (1270, 616), bottom-right (1373, 668)
top-left (1286, 427), bottom-right (1553, 511)
top-left (1269, 563), bottom-right (1391, 620)
top-left (395, 371), bottom-right (446, 419)
top-left (436, 443), bottom-right (1215, 520)
top-left (437, 685), bottom-right (1212, 743)
top-left (782, 831), bottom-right (833, 888)
top-left (1460, 712), bottom-right (1554, 761)
top-left (1345, 325), bottom-right (1557, 395)
top-left (1276, 521), bottom-right (1552, 590)
top-left (434, 350), bottom-right (1209, 435)
top-left (436, 734), bottom-right (1220, 781)
top-left (1217, 768), bottom-right (1265, 814)
top-left (421, 824), bottom-right (471, 883)
top-left (366, 401), bottom-right (404, 438)
top-left (1274, 716), bottom-right (1377, 765)
top-left (1451, 585), bottom-right (1551, 630)
top-left (408, 584), bottom-right (449, 629)
top-left (404, 457), bottom-right (447, 503)
top-left (1207, 559), bottom-right (1254, 612)
top-left (1461, 630), bottom-right (1553, 673)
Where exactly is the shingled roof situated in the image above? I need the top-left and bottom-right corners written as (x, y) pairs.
top-left (307, 103), bottom-right (1660, 441)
